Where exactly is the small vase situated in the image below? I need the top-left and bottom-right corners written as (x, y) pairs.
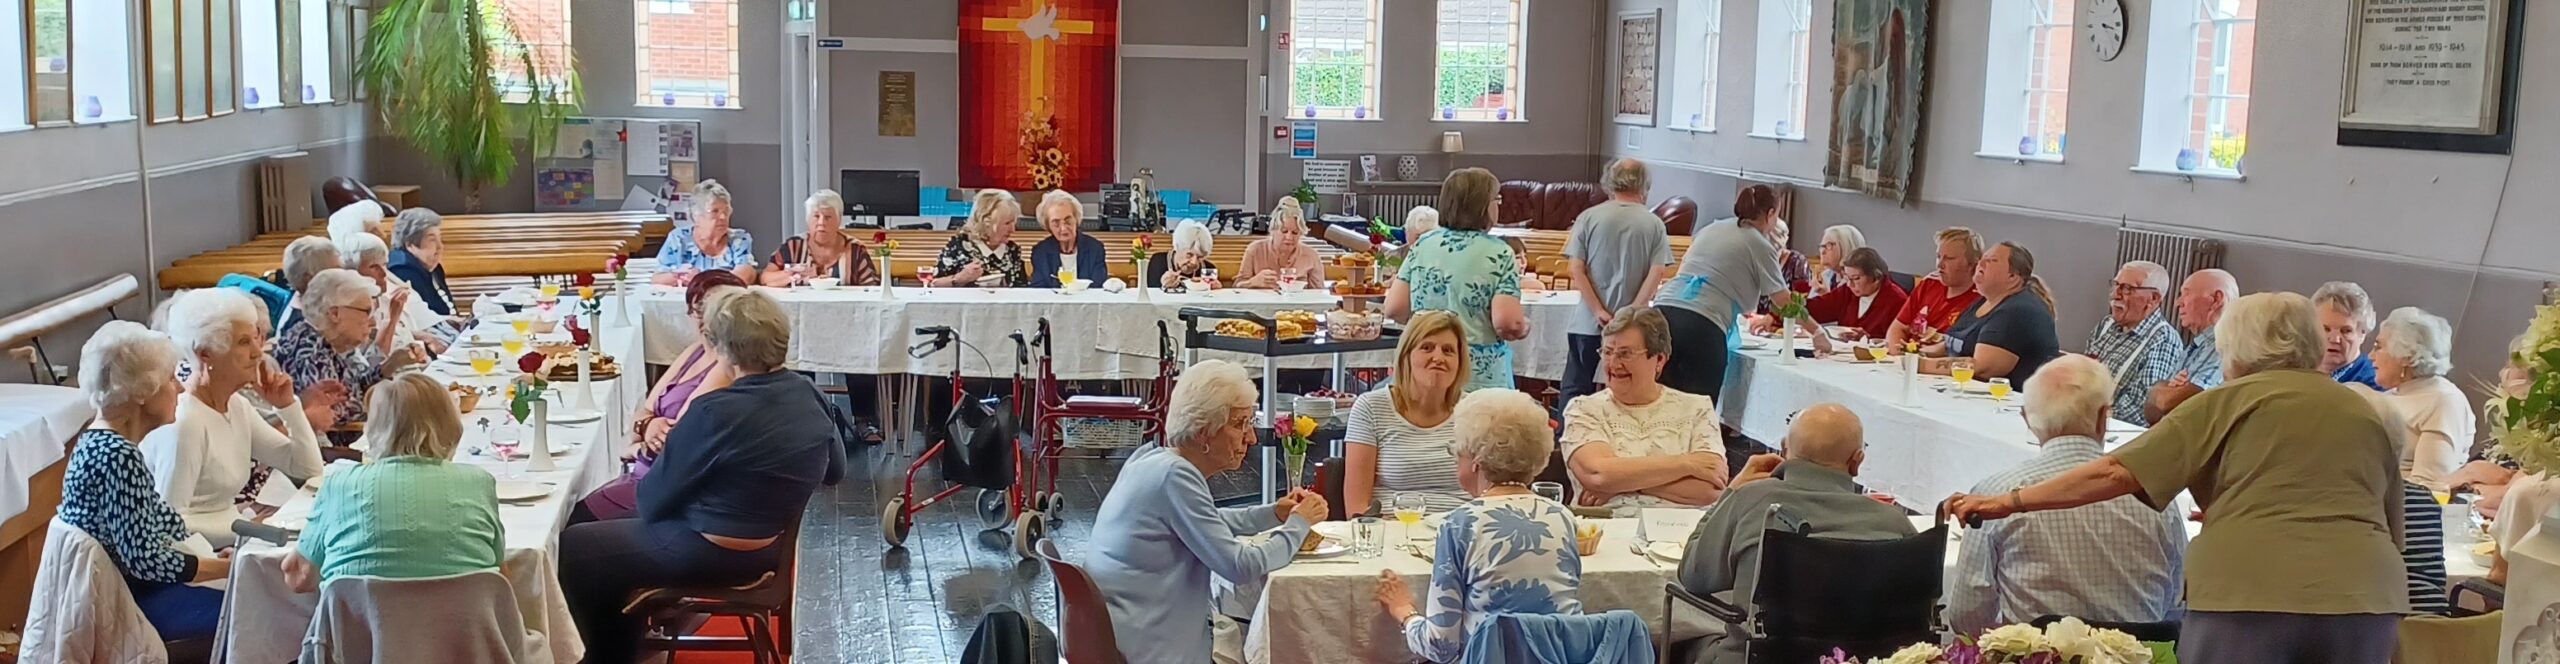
top-left (1396, 156), bottom-right (1422, 182)
top-left (527, 399), bottom-right (556, 472)
top-left (573, 349), bottom-right (597, 411)
top-left (610, 278), bottom-right (630, 327)
top-left (1284, 451), bottom-right (1308, 490)
top-left (1776, 321), bottom-right (1798, 365)
top-left (879, 256), bottom-right (896, 300)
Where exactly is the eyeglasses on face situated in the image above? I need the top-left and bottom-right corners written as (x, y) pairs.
top-left (2110, 283), bottom-right (2158, 295)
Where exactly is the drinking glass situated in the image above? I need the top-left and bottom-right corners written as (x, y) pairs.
top-left (917, 266), bottom-right (937, 291)
top-left (1986, 377), bottom-right (2012, 401)
top-left (788, 262), bottom-right (812, 287)
top-left (469, 350), bottom-right (497, 376)
top-left (539, 282), bottom-right (562, 301)
top-left (1353, 516), bottom-right (1384, 558)
top-left (510, 316), bottom-right (532, 337)
top-left (1058, 264), bottom-right (1078, 286)
top-left (1393, 493), bottom-right (1426, 528)
top-left (1951, 357), bottom-right (1976, 387)
top-left (500, 333), bottom-right (526, 358)
top-left (1531, 481), bottom-right (1566, 505)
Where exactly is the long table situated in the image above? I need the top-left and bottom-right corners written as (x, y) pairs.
top-left (215, 309), bottom-right (646, 664)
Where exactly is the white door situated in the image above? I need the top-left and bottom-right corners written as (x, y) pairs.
top-left (779, 13), bottom-right (827, 239)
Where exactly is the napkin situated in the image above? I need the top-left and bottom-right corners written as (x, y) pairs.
top-left (473, 294), bottom-right (503, 319)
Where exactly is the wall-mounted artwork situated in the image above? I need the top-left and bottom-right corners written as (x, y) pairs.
top-left (1615, 9), bottom-right (1661, 126)
top-left (960, 0), bottom-right (1120, 190)
top-left (1825, 0), bottom-right (1932, 203)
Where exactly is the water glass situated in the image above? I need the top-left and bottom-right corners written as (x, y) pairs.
top-left (1354, 516), bottom-right (1384, 558)
top-left (1531, 481), bottom-right (1566, 505)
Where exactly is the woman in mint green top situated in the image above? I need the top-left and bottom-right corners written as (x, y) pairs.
top-left (1389, 168), bottom-right (1528, 392)
top-left (286, 374), bottom-right (503, 590)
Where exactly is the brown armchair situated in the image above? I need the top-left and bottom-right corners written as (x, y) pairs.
top-left (1652, 196), bottom-right (1700, 235)
top-left (1496, 181), bottom-right (1608, 231)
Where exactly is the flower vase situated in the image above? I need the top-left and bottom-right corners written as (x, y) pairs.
top-left (574, 349), bottom-right (597, 412)
top-left (1284, 451), bottom-right (1308, 490)
top-left (879, 256), bottom-right (896, 300)
top-left (526, 399), bottom-right (556, 472)
top-left (1776, 321), bottom-right (1798, 365)
top-left (612, 278), bottom-right (632, 327)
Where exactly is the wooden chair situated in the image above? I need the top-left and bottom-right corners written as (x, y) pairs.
top-left (1033, 539), bottom-right (1127, 664)
top-left (624, 523), bottom-right (800, 663)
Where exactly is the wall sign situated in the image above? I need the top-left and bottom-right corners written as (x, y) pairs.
top-left (2338, 0), bottom-right (2524, 154)
top-left (879, 71), bottom-right (917, 137)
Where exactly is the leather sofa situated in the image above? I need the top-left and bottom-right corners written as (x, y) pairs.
top-left (1494, 180), bottom-right (1698, 235)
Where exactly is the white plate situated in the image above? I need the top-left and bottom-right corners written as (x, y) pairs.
top-left (1296, 522), bottom-right (1357, 558)
top-left (493, 480), bottom-right (553, 502)
top-left (1644, 540), bottom-right (1686, 563)
top-left (544, 409), bottom-right (604, 425)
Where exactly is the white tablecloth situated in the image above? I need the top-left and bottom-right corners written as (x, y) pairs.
top-left (214, 311), bottom-right (647, 664)
top-left (0, 383), bottom-right (87, 521)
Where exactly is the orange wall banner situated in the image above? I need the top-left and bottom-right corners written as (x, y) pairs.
top-left (959, 0), bottom-right (1119, 192)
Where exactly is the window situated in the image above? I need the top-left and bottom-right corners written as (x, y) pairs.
top-left (239, 0), bottom-right (281, 108)
top-left (1669, 0), bottom-right (1721, 131)
top-left (0, 0), bottom-right (25, 130)
top-left (146, 0), bottom-right (243, 123)
top-left (1287, 0), bottom-right (1381, 120)
top-left (493, 0), bottom-right (574, 103)
top-left (32, 0), bottom-right (136, 124)
top-left (296, 0), bottom-right (331, 103)
top-left (1433, 0), bottom-right (1525, 122)
top-left (635, 0), bottom-right (739, 108)
top-left (2137, 0), bottom-right (2254, 175)
top-left (1749, 0), bottom-right (1810, 138)
top-left (1978, 0), bottom-right (2072, 159)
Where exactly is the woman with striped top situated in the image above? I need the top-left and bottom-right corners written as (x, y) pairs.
top-left (1344, 311), bottom-right (1473, 515)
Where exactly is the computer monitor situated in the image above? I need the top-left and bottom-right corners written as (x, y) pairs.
top-left (839, 169), bottom-right (921, 226)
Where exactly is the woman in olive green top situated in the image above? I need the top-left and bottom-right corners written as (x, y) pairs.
top-left (285, 374), bottom-right (503, 591)
top-left (1946, 292), bottom-right (2407, 662)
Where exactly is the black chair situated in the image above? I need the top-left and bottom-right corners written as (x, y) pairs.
top-left (1664, 506), bottom-right (1946, 663)
top-left (2028, 615), bottom-right (2180, 642)
top-left (624, 523), bottom-right (801, 664)
top-left (1887, 271), bottom-right (1919, 294)
top-left (2451, 577), bottom-right (2505, 617)
top-left (1312, 456), bottom-right (1349, 520)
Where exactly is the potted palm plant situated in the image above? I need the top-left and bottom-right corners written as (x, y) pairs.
top-left (357, 0), bottom-right (580, 212)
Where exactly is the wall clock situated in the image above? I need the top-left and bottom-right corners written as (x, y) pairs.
top-left (2086, 0), bottom-right (2128, 62)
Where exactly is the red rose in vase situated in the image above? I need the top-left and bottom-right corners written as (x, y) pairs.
top-left (568, 326), bottom-right (592, 348)
top-left (517, 352), bottom-right (547, 374)
top-left (575, 272), bottom-right (596, 287)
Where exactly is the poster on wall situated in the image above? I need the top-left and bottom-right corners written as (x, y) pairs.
top-left (663, 123), bottom-right (700, 162)
top-left (879, 71), bottom-right (918, 137)
top-left (536, 168), bottom-right (595, 208)
top-left (1613, 9), bottom-right (1660, 127)
top-left (2338, 0), bottom-right (2521, 154)
top-left (1290, 120), bottom-right (1318, 159)
top-left (1824, 0), bottom-right (1932, 203)
top-left (959, 0), bottom-right (1120, 191)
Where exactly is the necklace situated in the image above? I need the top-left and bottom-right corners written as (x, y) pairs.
top-left (1482, 481), bottom-right (1533, 497)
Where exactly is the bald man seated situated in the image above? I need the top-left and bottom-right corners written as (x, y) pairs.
top-left (1673, 404), bottom-right (1917, 664)
top-left (2144, 268), bottom-right (2239, 423)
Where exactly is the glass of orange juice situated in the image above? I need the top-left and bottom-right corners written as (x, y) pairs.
top-left (500, 333), bottom-right (526, 358)
top-left (1951, 357), bottom-right (1976, 387)
top-left (510, 315), bottom-right (532, 337)
top-left (539, 282), bottom-right (562, 301)
top-left (470, 350), bottom-right (497, 375)
top-left (1987, 377), bottom-right (2012, 401)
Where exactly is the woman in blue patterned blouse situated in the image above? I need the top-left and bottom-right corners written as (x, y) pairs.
top-left (1372, 388), bottom-right (1583, 663)
top-left (1389, 168), bottom-right (1530, 391)
top-left (652, 180), bottom-right (761, 286)
top-left (274, 269), bottom-right (417, 428)
top-left (60, 322), bottom-right (230, 640)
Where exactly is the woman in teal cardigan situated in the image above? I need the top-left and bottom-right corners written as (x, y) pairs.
top-left (285, 373), bottom-right (503, 590)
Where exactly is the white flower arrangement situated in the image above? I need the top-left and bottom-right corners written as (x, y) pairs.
top-left (1820, 617), bottom-right (2158, 664)
top-left (2494, 301), bottom-right (2560, 475)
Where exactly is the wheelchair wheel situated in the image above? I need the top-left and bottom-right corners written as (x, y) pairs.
top-left (976, 488), bottom-right (1011, 528)
top-left (1012, 511), bottom-right (1048, 559)
top-left (1043, 492), bottom-right (1067, 516)
top-left (881, 497), bottom-right (912, 548)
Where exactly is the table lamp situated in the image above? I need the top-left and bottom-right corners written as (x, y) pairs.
top-left (1440, 131), bottom-right (1466, 173)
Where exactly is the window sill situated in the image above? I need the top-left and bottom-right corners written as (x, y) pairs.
top-left (76, 115), bottom-right (137, 127)
top-left (1745, 131), bottom-right (1805, 142)
top-left (2129, 165), bottom-right (2245, 182)
top-left (641, 103), bottom-right (746, 112)
top-left (244, 102), bottom-right (288, 112)
top-left (1974, 152), bottom-right (2064, 165)
top-left (1670, 126), bottom-right (1718, 135)
top-left (1285, 115), bottom-right (1383, 123)
top-left (1431, 117), bottom-right (1524, 124)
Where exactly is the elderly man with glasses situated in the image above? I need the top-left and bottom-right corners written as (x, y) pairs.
top-left (2085, 261), bottom-right (2180, 426)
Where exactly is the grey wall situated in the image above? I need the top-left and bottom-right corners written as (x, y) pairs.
top-left (1602, 0), bottom-right (2559, 391)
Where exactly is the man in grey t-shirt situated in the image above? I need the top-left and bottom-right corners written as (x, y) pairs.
top-left (1563, 158), bottom-right (1676, 403)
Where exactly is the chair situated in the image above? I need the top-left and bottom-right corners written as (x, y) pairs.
top-left (22, 517), bottom-right (199, 664)
top-left (300, 571), bottom-right (527, 663)
top-left (623, 524), bottom-right (801, 664)
top-left (2393, 611), bottom-right (2501, 664)
top-left (1313, 457), bottom-right (1349, 520)
top-left (1650, 196), bottom-right (1700, 236)
top-left (1467, 611), bottom-right (1655, 664)
top-left (1664, 507), bottom-right (1946, 663)
top-left (2450, 577), bottom-right (2503, 617)
top-left (1887, 271), bottom-right (1919, 295)
top-left (1033, 539), bottom-right (1128, 664)
top-left (2028, 615), bottom-right (2179, 643)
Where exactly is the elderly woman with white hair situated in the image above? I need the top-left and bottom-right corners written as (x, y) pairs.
top-left (2366, 306), bottom-right (2472, 491)
top-left (1948, 292), bottom-right (2409, 661)
top-left (652, 179), bottom-right (760, 286)
top-left (1373, 388), bottom-right (1582, 663)
top-left (151, 289), bottom-right (334, 546)
top-left (1812, 225), bottom-right (1868, 294)
top-left (277, 235), bottom-right (344, 330)
top-left (384, 208), bottom-right (461, 317)
top-left (1027, 189), bottom-right (1107, 288)
top-left (336, 232), bottom-right (451, 356)
top-left (1147, 221), bottom-right (1223, 290)
top-left (1237, 197), bottom-right (1323, 289)
top-left (2317, 282), bottom-right (2382, 389)
top-left (61, 322), bottom-right (230, 640)
top-left (931, 189), bottom-right (1031, 287)
top-left (761, 189), bottom-right (880, 287)
top-left (1088, 359), bottom-right (1328, 663)
top-left (274, 268), bottom-right (416, 428)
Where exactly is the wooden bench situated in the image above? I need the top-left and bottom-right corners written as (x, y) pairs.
top-left (158, 212), bottom-right (670, 290)
top-left (0, 275), bottom-right (139, 630)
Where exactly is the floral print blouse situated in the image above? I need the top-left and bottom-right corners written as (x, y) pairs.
top-left (1402, 493), bottom-right (1583, 663)
top-left (1398, 229), bottom-right (1522, 391)
top-left (60, 430), bottom-right (200, 584)
top-left (273, 315), bottom-right (381, 424)
top-left (933, 235), bottom-right (1029, 287)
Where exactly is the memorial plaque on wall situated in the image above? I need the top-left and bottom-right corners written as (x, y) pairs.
top-left (879, 71), bottom-right (917, 137)
top-left (2338, 0), bottom-right (2524, 154)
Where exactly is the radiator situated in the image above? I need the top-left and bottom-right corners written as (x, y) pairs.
top-left (256, 152), bottom-right (314, 234)
top-left (2115, 227), bottom-right (2225, 322)
top-left (1349, 192), bottom-right (1438, 224)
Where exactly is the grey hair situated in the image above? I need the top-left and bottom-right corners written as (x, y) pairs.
top-left (2216, 292), bottom-right (2325, 377)
top-left (162, 288), bottom-right (262, 361)
top-left (303, 268), bottom-right (381, 312)
top-left (804, 189), bottom-right (845, 218)
top-left (964, 189), bottom-right (1020, 242)
top-left (2378, 306), bottom-right (2455, 379)
top-left (1602, 158), bottom-right (1650, 196)
top-left (79, 321), bottom-right (179, 411)
top-left (704, 289), bottom-right (791, 373)
top-left (2023, 354), bottom-right (2114, 438)
top-left (1449, 389), bottom-right (1555, 485)
top-left (336, 231), bottom-right (390, 268)
top-left (1165, 359), bottom-right (1257, 450)
top-left (365, 373), bottom-right (463, 460)
top-left (2314, 281), bottom-right (2378, 334)
top-left (1037, 190), bottom-right (1082, 220)
top-left (391, 208), bottom-right (444, 251)
top-left (692, 180), bottom-right (733, 220)
top-left (1820, 225), bottom-right (1866, 256)
top-left (1171, 221), bottom-right (1215, 256)
top-left (1404, 206), bottom-right (1440, 239)
top-left (282, 236), bottom-right (343, 291)
top-left (1600, 305), bottom-right (1671, 357)
top-left (1270, 197), bottom-right (1307, 230)
top-left (2122, 260), bottom-right (2170, 292)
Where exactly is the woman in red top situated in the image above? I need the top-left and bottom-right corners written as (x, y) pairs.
top-left (1885, 227), bottom-right (1985, 350)
top-left (1754, 247), bottom-right (1908, 351)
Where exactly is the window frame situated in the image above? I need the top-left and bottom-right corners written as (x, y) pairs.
top-left (144, 0), bottom-right (244, 125)
top-left (1431, 0), bottom-right (1527, 123)
top-left (0, 0), bottom-right (24, 131)
top-left (1748, 0), bottom-right (1811, 139)
top-left (2133, 0), bottom-right (2254, 178)
top-left (633, 0), bottom-right (741, 109)
top-left (1285, 0), bottom-right (1383, 121)
top-left (492, 0), bottom-right (575, 104)
top-left (238, 0), bottom-right (283, 110)
top-left (1976, 0), bottom-right (2072, 161)
top-left (1669, 0), bottom-right (1722, 132)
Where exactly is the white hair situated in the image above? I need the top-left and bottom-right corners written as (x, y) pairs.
top-left (2216, 292), bottom-right (2324, 377)
top-left (1404, 206), bottom-right (1440, 239)
top-left (282, 236), bottom-right (343, 291)
top-left (692, 180), bottom-right (733, 219)
top-left (2122, 260), bottom-right (2170, 292)
top-left (1449, 388), bottom-right (1555, 484)
top-left (79, 321), bottom-right (179, 411)
top-left (1602, 158), bottom-right (1649, 196)
top-left (2023, 355), bottom-right (2114, 438)
top-left (1037, 190), bottom-right (1082, 220)
top-left (303, 268), bottom-right (381, 312)
top-left (2378, 306), bottom-right (2455, 379)
top-left (1269, 197), bottom-right (1306, 230)
top-left (804, 189), bottom-right (845, 218)
top-left (1171, 221), bottom-right (1215, 256)
top-left (327, 202), bottom-right (385, 246)
top-left (965, 189), bottom-right (1020, 242)
top-left (1821, 225), bottom-right (1867, 256)
top-left (2314, 281), bottom-right (2378, 334)
top-left (163, 288), bottom-right (261, 362)
top-left (1165, 359), bottom-right (1256, 449)
top-left (391, 208), bottom-right (444, 250)
top-left (336, 231), bottom-right (390, 268)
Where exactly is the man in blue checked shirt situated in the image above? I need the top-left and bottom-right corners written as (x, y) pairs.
top-left (652, 180), bottom-right (762, 286)
top-left (2143, 269), bottom-right (2237, 424)
top-left (1945, 355), bottom-right (2186, 635)
top-left (2085, 261), bottom-right (2180, 426)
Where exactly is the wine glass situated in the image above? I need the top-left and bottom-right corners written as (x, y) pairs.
top-left (1987, 377), bottom-right (2012, 401)
top-left (1393, 493), bottom-right (1426, 528)
top-left (469, 349), bottom-right (497, 376)
top-left (538, 280), bottom-right (562, 302)
top-left (788, 262), bottom-right (812, 287)
top-left (500, 332), bottom-right (526, 358)
top-left (509, 315), bottom-right (532, 337)
top-left (1531, 481), bottom-right (1566, 505)
top-left (917, 266), bottom-right (937, 292)
top-left (1057, 263), bottom-right (1078, 286)
top-left (1951, 357), bottom-right (1976, 388)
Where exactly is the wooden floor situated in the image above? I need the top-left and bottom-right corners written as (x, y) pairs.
top-left (792, 436), bottom-right (1264, 663)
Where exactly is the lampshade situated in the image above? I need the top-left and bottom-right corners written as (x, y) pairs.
top-left (1440, 131), bottom-right (1466, 154)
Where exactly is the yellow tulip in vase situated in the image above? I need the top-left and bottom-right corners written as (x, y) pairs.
top-left (1277, 415), bottom-right (1318, 490)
